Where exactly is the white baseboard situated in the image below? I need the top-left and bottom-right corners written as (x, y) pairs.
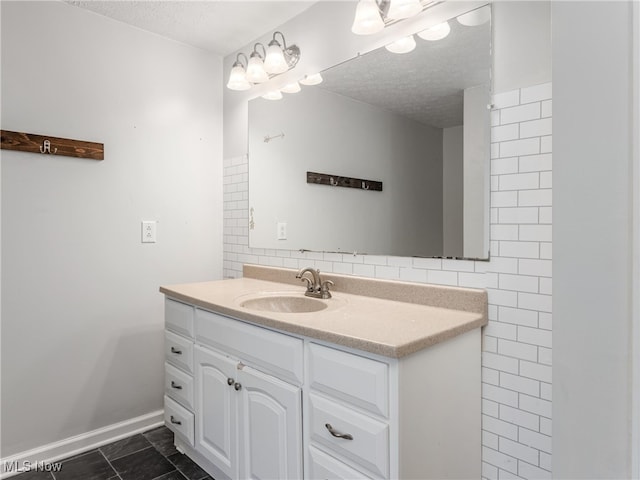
top-left (0, 410), bottom-right (164, 479)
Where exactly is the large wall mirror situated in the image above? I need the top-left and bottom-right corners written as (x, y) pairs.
top-left (248, 4), bottom-right (491, 259)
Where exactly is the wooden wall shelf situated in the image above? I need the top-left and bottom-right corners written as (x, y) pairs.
top-left (0, 130), bottom-right (104, 160)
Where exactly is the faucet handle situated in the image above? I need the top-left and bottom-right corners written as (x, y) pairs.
top-left (320, 280), bottom-right (334, 299)
top-left (298, 275), bottom-right (314, 292)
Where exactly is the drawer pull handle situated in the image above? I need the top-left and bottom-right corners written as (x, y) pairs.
top-left (170, 381), bottom-right (182, 390)
top-left (325, 423), bottom-right (353, 440)
top-left (170, 415), bottom-right (182, 425)
top-left (227, 377), bottom-right (235, 386)
top-left (234, 382), bottom-right (242, 391)
top-left (170, 347), bottom-right (182, 355)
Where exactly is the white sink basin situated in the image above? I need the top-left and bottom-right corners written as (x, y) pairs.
top-left (238, 293), bottom-right (328, 313)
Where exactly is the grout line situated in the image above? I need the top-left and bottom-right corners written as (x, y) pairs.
top-left (96, 449), bottom-right (119, 480)
top-left (99, 439), bottom-right (154, 463)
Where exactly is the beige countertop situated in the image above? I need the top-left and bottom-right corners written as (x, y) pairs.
top-left (160, 265), bottom-right (488, 359)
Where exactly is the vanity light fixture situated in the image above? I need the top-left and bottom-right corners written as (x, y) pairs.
top-left (352, 0), bottom-right (431, 35)
top-left (385, 34), bottom-right (416, 54)
top-left (226, 31), bottom-right (301, 91)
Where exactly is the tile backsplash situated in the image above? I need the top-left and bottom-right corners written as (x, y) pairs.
top-left (223, 82), bottom-right (552, 480)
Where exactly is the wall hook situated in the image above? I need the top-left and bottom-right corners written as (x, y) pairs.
top-left (39, 139), bottom-right (57, 154)
top-left (264, 132), bottom-right (285, 143)
top-left (330, 177), bottom-right (338, 186)
top-left (361, 181), bottom-right (369, 190)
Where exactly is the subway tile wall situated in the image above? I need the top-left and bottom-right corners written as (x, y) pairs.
top-left (223, 82), bottom-right (552, 479)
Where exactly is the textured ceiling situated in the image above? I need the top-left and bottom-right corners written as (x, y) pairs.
top-left (65, 1), bottom-right (316, 56)
top-left (319, 16), bottom-right (491, 128)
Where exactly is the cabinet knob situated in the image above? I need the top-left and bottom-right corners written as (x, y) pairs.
top-left (325, 423), bottom-right (353, 440)
top-left (170, 347), bottom-right (182, 355)
top-left (234, 382), bottom-right (242, 391)
top-left (170, 381), bottom-right (182, 390)
top-left (227, 377), bottom-right (234, 386)
top-left (170, 415), bottom-right (182, 425)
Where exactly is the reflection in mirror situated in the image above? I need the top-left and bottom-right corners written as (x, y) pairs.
top-left (248, 5), bottom-right (491, 259)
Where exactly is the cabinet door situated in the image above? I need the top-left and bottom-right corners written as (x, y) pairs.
top-left (194, 345), bottom-right (238, 479)
top-left (237, 366), bottom-right (302, 480)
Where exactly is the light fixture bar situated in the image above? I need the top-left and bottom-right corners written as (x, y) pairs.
top-left (226, 31), bottom-right (301, 91)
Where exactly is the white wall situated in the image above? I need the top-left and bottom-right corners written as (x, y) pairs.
top-left (1, 1), bottom-right (223, 459)
top-left (248, 87), bottom-right (443, 256)
top-left (223, 2), bottom-right (554, 479)
top-left (553, 2), bottom-right (638, 477)
top-left (492, 1), bottom-right (551, 94)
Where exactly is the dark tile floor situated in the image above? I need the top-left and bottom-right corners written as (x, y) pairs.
top-left (13, 426), bottom-right (213, 480)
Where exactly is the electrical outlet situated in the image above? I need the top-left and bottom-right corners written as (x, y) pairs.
top-left (142, 220), bottom-right (157, 243)
top-left (277, 222), bottom-right (287, 240)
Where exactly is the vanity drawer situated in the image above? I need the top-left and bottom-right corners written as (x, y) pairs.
top-left (165, 363), bottom-right (194, 410)
top-left (165, 331), bottom-right (194, 373)
top-left (195, 309), bottom-right (303, 385)
top-left (308, 343), bottom-right (389, 418)
top-left (164, 395), bottom-right (194, 446)
top-left (309, 394), bottom-right (389, 479)
top-left (308, 446), bottom-right (374, 480)
top-left (165, 298), bottom-right (194, 338)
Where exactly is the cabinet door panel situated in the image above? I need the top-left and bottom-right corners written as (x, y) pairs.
top-left (238, 366), bottom-right (302, 480)
top-left (194, 346), bottom-right (237, 479)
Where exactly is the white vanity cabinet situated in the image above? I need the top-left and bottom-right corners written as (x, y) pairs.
top-left (165, 301), bottom-right (304, 480)
top-left (164, 295), bottom-right (482, 480)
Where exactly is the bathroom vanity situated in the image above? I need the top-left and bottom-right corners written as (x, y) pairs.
top-left (160, 265), bottom-right (487, 480)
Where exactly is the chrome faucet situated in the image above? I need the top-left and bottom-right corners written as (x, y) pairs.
top-left (296, 267), bottom-right (333, 299)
